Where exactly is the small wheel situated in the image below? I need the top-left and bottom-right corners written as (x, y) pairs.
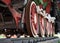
top-left (52, 23), bottom-right (55, 36)
top-left (39, 16), bottom-right (45, 37)
top-left (25, 1), bottom-right (39, 37)
top-left (49, 23), bottom-right (55, 37)
top-left (45, 20), bottom-right (54, 37)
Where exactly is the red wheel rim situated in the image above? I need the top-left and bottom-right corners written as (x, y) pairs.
top-left (30, 2), bottom-right (39, 36)
top-left (39, 16), bottom-right (45, 37)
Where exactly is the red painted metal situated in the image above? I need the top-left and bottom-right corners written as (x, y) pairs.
top-left (45, 1), bottom-right (51, 14)
top-left (46, 20), bottom-right (51, 36)
top-left (30, 2), bottom-right (39, 36)
top-left (8, 6), bottom-right (21, 27)
top-left (1, 0), bottom-right (11, 5)
top-left (39, 16), bottom-right (45, 37)
top-left (1, 0), bottom-right (22, 28)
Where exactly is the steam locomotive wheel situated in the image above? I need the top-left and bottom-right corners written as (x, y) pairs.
top-left (45, 20), bottom-right (54, 37)
top-left (25, 1), bottom-right (39, 37)
top-left (39, 16), bottom-right (45, 37)
top-left (49, 23), bottom-right (55, 37)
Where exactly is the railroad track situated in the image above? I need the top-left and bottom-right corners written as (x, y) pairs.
top-left (0, 37), bottom-right (59, 43)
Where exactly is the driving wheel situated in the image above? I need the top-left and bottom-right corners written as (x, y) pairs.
top-left (25, 1), bottom-right (39, 37)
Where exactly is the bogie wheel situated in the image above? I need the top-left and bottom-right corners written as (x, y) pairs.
top-left (25, 1), bottom-right (39, 37)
